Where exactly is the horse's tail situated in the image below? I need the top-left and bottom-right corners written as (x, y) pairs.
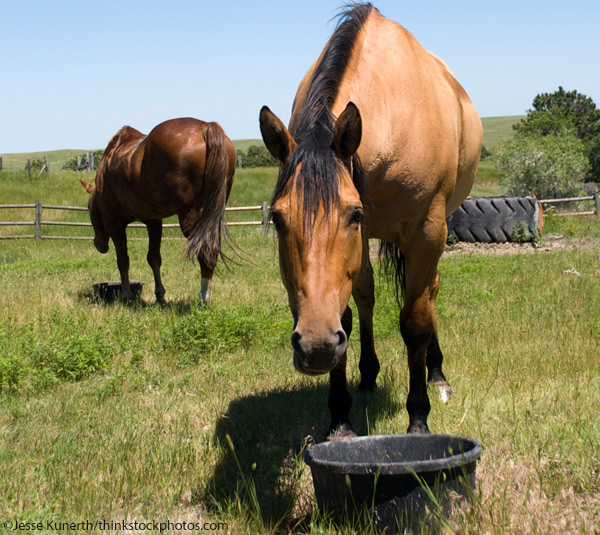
top-left (184, 121), bottom-right (235, 271)
top-left (378, 240), bottom-right (405, 307)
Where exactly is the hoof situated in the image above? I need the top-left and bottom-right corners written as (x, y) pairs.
top-left (327, 423), bottom-right (357, 441)
top-left (407, 422), bottom-right (431, 435)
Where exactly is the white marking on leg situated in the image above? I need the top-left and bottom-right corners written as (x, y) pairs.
top-left (200, 277), bottom-right (211, 306)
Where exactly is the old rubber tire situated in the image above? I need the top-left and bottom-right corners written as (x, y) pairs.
top-left (446, 196), bottom-right (541, 243)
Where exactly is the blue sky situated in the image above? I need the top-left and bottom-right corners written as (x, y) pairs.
top-left (1, 0), bottom-right (599, 153)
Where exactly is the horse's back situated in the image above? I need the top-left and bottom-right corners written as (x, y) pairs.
top-left (146, 118), bottom-right (234, 172)
top-left (325, 9), bottom-right (482, 230)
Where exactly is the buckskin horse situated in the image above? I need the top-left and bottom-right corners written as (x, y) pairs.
top-left (81, 117), bottom-right (236, 305)
top-left (260, 4), bottom-right (482, 437)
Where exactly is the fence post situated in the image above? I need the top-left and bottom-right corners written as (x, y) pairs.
top-left (0, 156), bottom-right (3, 171)
top-left (237, 154), bottom-right (243, 169)
top-left (44, 156), bottom-right (49, 177)
top-left (261, 201), bottom-right (269, 230)
top-left (595, 192), bottom-right (600, 218)
top-left (35, 199), bottom-right (42, 241)
top-left (28, 159), bottom-right (32, 178)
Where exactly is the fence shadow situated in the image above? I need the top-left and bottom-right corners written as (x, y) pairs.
top-left (198, 380), bottom-right (400, 524)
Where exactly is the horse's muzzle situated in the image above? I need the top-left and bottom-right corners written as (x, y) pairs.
top-left (291, 328), bottom-right (347, 375)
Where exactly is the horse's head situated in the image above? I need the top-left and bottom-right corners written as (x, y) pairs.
top-left (260, 102), bottom-right (363, 375)
top-left (80, 179), bottom-right (110, 254)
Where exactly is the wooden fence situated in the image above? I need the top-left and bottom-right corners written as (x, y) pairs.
top-left (0, 195), bottom-right (598, 241)
top-left (0, 201), bottom-right (271, 241)
top-left (539, 194), bottom-right (600, 217)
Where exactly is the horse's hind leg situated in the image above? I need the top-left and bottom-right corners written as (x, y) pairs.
top-left (199, 261), bottom-right (213, 306)
top-left (426, 271), bottom-right (452, 402)
top-left (179, 208), bottom-right (214, 307)
top-left (145, 220), bottom-right (166, 304)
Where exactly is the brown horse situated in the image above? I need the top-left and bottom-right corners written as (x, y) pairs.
top-left (81, 117), bottom-right (236, 305)
top-left (260, 4), bottom-right (482, 437)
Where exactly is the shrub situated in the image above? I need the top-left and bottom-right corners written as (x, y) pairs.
top-left (494, 127), bottom-right (589, 199)
top-left (27, 332), bottom-right (112, 383)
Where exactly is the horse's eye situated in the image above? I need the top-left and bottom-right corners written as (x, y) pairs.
top-left (349, 208), bottom-right (363, 226)
top-left (271, 212), bottom-right (284, 232)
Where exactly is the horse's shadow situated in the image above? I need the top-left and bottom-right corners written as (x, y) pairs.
top-left (197, 379), bottom-right (401, 524)
top-left (77, 287), bottom-right (197, 315)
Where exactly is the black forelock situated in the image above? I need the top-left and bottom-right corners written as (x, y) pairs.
top-left (270, 4), bottom-right (373, 231)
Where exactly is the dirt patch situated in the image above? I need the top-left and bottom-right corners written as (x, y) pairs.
top-left (369, 234), bottom-right (598, 260)
top-left (443, 234), bottom-right (598, 257)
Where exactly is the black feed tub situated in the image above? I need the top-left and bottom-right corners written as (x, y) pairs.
top-left (304, 434), bottom-right (482, 533)
top-left (92, 281), bottom-right (144, 303)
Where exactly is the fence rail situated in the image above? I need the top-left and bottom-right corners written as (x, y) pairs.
top-left (0, 200), bottom-right (271, 241)
top-left (539, 194), bottom-right (600, 217)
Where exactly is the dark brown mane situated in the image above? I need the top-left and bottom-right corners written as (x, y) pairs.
top-left (270, 3), bottom-right (373, 230)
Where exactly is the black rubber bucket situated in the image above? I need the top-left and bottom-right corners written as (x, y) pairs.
top-left (92, 281), bottom-right (144, 303)
top-left (304, 434), bottom-right (482, 533)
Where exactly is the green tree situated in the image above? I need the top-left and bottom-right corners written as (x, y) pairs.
top-left (241, 145), bottom-right (277, 168)
top-left (515, 87), bottom-right (600, 182)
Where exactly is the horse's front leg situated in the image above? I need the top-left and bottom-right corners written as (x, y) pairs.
top-left (401, 219), bottom-right (447, 434)
top-left (145, 219), bottom-right (166, 304)
top-left (327, 306), bottom-right (356, 439)
top-left (352, 251), bottom-right (380, 394)
top-left (109, 225), bottom-right (131, 302)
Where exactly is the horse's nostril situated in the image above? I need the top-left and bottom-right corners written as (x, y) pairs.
top-left (291, 331), bottom-right (303, 355)
top-left (336, 329), bottom-right (348, 348)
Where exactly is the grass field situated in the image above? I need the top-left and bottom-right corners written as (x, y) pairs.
top-left (1, 161), bottom-right (599, 534)
top-left (480, 116), bottom-right (522, 148)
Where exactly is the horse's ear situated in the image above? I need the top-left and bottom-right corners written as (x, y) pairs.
top-left (332, 102), bottom-right (362, 160)
top-left (79, 179), bottom-right (95, 194)
top-left (259, 106), bottom-right (297, 162)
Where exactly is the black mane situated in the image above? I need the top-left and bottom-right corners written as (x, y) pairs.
top-left (270, 3), bottom-right (373, 230)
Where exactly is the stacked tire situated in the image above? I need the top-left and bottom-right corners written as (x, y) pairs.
top-left (446, 197), bottom-right (542, 243)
